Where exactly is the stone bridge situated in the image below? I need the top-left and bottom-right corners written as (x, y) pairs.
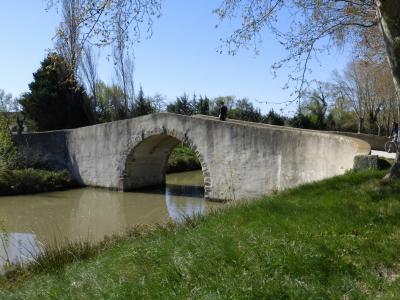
top-left (15, 113), bottom-right (370, 201)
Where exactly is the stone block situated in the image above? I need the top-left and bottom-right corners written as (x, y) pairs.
top-left (353, 155), bottom-right (379, 171)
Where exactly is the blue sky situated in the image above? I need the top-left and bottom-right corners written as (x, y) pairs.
top-left (0, 0), bottom-right (352, 115)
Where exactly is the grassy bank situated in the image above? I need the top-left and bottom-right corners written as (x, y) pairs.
top-left (166, 144), bottom-right (201, 173)
top-left (0, 168), bottom-right (76, 195)
top-left (1, 169), bottom-right (400, 298)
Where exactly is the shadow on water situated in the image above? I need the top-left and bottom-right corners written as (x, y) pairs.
top-left (135, 184), bottom-right (205, 198)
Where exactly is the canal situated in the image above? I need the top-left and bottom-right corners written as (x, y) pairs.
top-left (0, 170), bottom-right (220, 270)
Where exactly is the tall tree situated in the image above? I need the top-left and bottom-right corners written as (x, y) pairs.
top-left (131, 86), bottom-right (154, 117)
top-left (113, 42), bottom-right (135, 117)
top-left (230, 98), bottom-right (263, 122)
top-left (95, 80), bottom-right (126, 122)
top-left (0, 90), bottom-right (13, 112)
top-left (19, 53), bottom-right (91, 131)
top-left (167, 94), bottom-right (195, 116)
top-left (80, 46), bottom-right (99, 121)
top-left (48, 0), bottom-right (162, 54)
top-left (196, 95), bottom-right (210, 115)
top-left (215, 2), bottom-right (399, 117)
top-left (333, 62), bottom-right (368, 134)
top-left (263, 109), bottom-right (285, 126)
top-left (55, 0), bottom-right (82, 77)
top-left (149, 93), bottom-right (166, 112)
top-left (305, 87), bottom-right (329, 130)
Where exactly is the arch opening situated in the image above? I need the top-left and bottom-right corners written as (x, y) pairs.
top-left (121, 134), bottom-right (211, 199)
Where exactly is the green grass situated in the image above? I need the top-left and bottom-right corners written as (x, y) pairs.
top-left (166, 144), bottom-right (201, 173)
top-left (1, 170), bottom-right (400, 299)
top-left (0, 168), bottom-right (76, 195)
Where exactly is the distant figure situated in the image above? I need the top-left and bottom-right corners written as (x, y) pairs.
top-left (219, 101), bottom-right (228, 121)
top-left (390, 121), bottom-right (399, 142)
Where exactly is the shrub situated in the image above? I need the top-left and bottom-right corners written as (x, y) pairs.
top-left (167, 144), bottom-right (201, 173)
top-left (0, 117), bottom-right (17, 170)
top-left (0, 169), bottom-right (75, 195)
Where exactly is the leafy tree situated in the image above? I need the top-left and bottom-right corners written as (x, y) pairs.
top-left (326, 103), bottom-right (359, 133)
top-left (304, 89), bottom-right (328, 130)
top-left (167, 94), bottom-right (195, 115)
top-left (80, 46), bottom-right (99, 121)
top-left (95, 81), bottom-right (125, 122)
top-left (288, 111), bottom-right (314, 130)
top-left (215, 1), bottom-right (400, 99)
top-left (0, 117), bottom-right (17, 170)
top-left (0, 90), bottom-right (14, 112)
top-left (229, 98), bottom-right (262, 122)
top-left (19, 53), bottom-right (91, 131)
top-left (208, 96), bottom-right (235, 117)
top-left (131, 87), bottom-right (155, 117)
top-left (195, 95), bottom-right (210, 115)
top-left (149, 93), bottom-right (166, 112)
top-left (47, 0), bottom-right (162, 52)
top-left (263, 109), bottom-right (285, 126)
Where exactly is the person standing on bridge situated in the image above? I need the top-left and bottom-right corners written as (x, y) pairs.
top-left (390, 121), bottom-right (399, 142)
top-left (219, 101), bottom-right (228, 121)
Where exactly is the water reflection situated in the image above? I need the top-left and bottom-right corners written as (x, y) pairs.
top-left (0, 233), bottom-right (40, 268)
top-left (0, 171), bottom-right (220, 271)
top-left (166, 185), bottom-right (205, 222)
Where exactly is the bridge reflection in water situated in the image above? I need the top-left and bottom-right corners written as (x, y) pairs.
top-left (0, 170), bottom-right (220, 271)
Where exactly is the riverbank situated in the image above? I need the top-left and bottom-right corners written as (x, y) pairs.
top-left (1, 169), bottom-right (400, 298)
top-left (166, 144), bottom-right (201, 173)
top-left (0, 169), bottom-right (77, 195)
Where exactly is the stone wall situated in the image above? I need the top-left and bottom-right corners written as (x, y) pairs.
top-left (13, 130), bottom-right (71, 171)
top-left (327, 131), bottom-right (388, 151)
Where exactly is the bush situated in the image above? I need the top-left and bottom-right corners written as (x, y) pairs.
top-left (167, 144), bottom-right (201, 173)
top-left (0, 117), bottom-right (17, 169)
top-left (0, 169), bottom-right (76, 195)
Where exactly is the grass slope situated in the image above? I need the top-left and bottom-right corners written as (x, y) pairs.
top-left (1, 170), bottom-right (400, 299)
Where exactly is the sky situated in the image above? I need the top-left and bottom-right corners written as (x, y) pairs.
top-left (0, 0), bottom-right (353, 115)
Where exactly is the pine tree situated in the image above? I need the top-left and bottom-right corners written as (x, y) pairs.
top-left (19, 53), bottom-right (91, 131)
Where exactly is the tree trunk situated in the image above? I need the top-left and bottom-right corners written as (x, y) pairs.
top-left (357, 117), bottom-right (364, 134)
top-left (377, 0), bottom-right (400, 178)
top-left (377, 1), bottom-right (400, 99)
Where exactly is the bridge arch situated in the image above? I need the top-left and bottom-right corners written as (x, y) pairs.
top-left (119, 127), bottom-right (212, 199)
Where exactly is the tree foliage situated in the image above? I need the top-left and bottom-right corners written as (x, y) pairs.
top-left (264, 109), bottom-right (285, 126)
top-left (95, 80), bottom-right (126, 122)
top-left (131, 86), bottom-right (155, 117)
top-left (19, 53), bottom-right (91, 131)
top-left (48, 0), bottom-right (162, 52)
top-left (214, 0), bottom-right (400, 105)
top-left (229, 98), bottom-right (262, 122)
top-left (0, 117), bottom-right (17, 170)
top-left (167, 94), bottom-right (195, 116)
top-left (331, 58), bottom-right (397, 134)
